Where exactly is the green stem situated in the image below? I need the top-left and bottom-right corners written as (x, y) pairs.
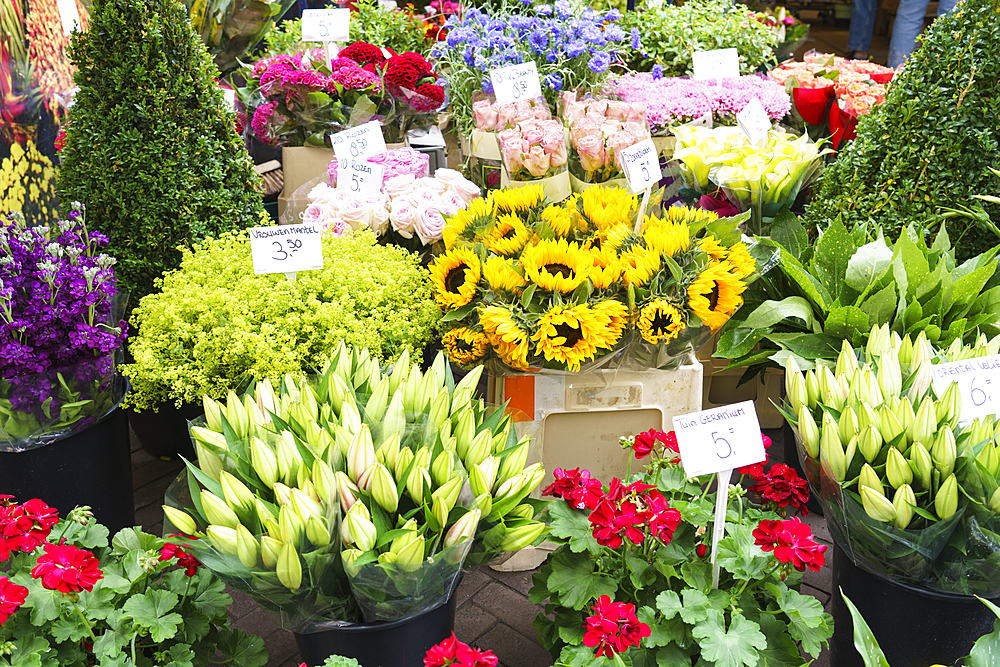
top-left (734, 561), bottom-right (783, 598)
top-left (72, 600), bottom-right (97, 646)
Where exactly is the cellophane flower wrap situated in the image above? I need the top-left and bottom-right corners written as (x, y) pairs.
top-left (163, 344), bottom-right (548, 631)
top-left (498, 118), bottom-right (569, 181)
top-left (670, 125), bottom-right (831, 235)
top-left (532, 429), bottom-right (833, 666)
top-left (782, 325), bottom-right (1000, 596)
top-left (472, 97), bottom-right (552, 132)
top-left (429, 184), bottom-right (761, 374)
top-left (561, 93), bottom-right (651, 185)
top-left (0, 206), bottom-right (128, 452)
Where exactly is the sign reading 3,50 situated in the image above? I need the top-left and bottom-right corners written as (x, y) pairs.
top-left (248, 224), bottom-right (324, 276)
top-left (270, 238), bottom-right (303, 261)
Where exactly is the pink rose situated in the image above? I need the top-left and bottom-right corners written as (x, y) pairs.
top-left (303, 203), bottom-right (326, 226)
top-left (497, 103), bottom-right (518, 128)
top-left (626, 105), bottom-right (647, 124)
top-left (370, 201), bottom-right (391, 235)
top-left (414, 203), bottom-right (446, 245)
top-left (600, 122), bottom-right (621, 138)
top-left (607, 130), bottom-right (635, 155)
top-left (390, 199), bottom-right (417, 237)
top-left (411, 185), bottom-right (442, 205)
top-left (540, 128), bottom-right (565, 152)
top-left (327, 218), bottom-right (352, 238)
top-left (623, 122), bottom-right (649, 142)
top-left (522, 145), bottom-right (551, 178)
top-left (339, 199), bottom-right (372, 230)
top-left (416, 177), bottom-right (448, 193)
top-left (587, 99), bottom-right (609, 117)
top-left (585, 111), bottom-right (607, 126)
top-left (533, 104), bottom-right (552, 120)
top-left (473, 100), bottom-right (499, 131)
top-left (442, 191), bottom-right (466, 214)
top-left (497, 128), bottom-right (520, 146)
top-left (606, 101), bottom-right (632, 121)
top-left (571, 116), bottom-right (601, 140)
top-left (501, 136), bottom-right (526, 171)
top-left (575, 134), bottom-right (605, 172)
top-left (550, 140), bottom-right (568, 167)
top-left (521, 124), bottom-right (544, 146)
top-left (443, 174), bottom-right (481, 203)
top-left (384, 174), bottom-right (417, 198)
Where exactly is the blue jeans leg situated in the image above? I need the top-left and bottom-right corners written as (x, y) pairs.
top-left (888, 0), bottom-right (958, 67)
top-left (848, 0), bottom-right (879, 52)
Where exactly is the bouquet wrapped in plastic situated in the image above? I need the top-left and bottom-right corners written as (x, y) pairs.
top-left (782, 325), bottom-right (1000, 597)
top-left (163, 344), bottom-right (548, 631)
top-left (0, 206), bottom-right (128, 451)
top-left (430, 184), bottom-right (763, 374)
top-left (560, 93), bottom-right (650, 189)
top-left (497, 118), bottom-right (570, 202)
top-left (327, 147), bottom-right (430, 188)
top-left (183, 0), bottom-right (296, 75)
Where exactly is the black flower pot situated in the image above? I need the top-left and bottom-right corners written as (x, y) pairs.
top-left (127, 402), bottom-right (201, 460)
top-left (293, 591), bottom-right (457, 667)
top-left (0, 392), bottom-right (135, 534)
top-left (831, 541), bottom-right (998, 667)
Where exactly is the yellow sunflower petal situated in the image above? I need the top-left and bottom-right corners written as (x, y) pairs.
top-left (429, 247), bottom-right (481, 309)
top-left (520, 238), bottom-right (591, 293)
top-left (687, 261), bottom-right (748, 331)
top-left (619, 246), bottom-right (661, 287)
top-left (484, 213), bottom-right (530, 256)
top-left (531, 304), bottom-right (603, 372)
top-left (492, 185), bottom-right (545, 215)
top-left (637, 298), bottom-right (686, 344)
top-left (443, 327), bottom-right (490, 365)
top-left (643, 217), bottom-right (690, 257)
top-left (592, 299), bottom-right (629, 349)
top-left (577, 185), bottom-right (637, 231)
top-left (444, 196), bottom-right (495, 249)
top-left (588, 247), bottom-right (623, 290)
top-left (479, 305), bottom-right (531, 369)
top-left (483, 256), bottom-right (528, 291)
top-left (698, 235), bottom-right (729, 262)
top-left (726, 242), bottom-right (756, 279)
top-left (542, 203), bottom-right (573, 237)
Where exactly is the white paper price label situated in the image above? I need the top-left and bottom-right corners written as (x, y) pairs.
top-left (736, 98), bottom-right (771, 144)
top-left (692, 48), bottom-right (740, 81)
top-left (221, 87), bottom-right (236, 109)
top-left (931, 355), bottom-right (1000, 423)
top-left (338, 159), bottom-right (385, 196)
top-left (378, 0), bottom-right (398, 7)
top-left (301, 8), bottom-right (351, 43)
top-left (619, 138), bottom-right (659, 193)
top-left (489, 61), bottom-right (543, 105)
top-left (249, 224), bottom-right (324, 275)
top-left (331, 121), bottom-right (387, 161)
top-left (56, 0), bottom-right (81, 35)
top-left (672, 400), bottom-right (765, 478)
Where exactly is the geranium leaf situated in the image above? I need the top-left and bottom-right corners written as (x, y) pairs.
top-left (0, 636), bottom-right (49, 667)
top-left (754, 613), bottom-right (806, 667)
top-left (547, 548), bottom-right (617, 611)
top-left (655, 644), bottom-right (695, 667)
top-left (558, 643), bottom-right (627, 667)
top-left (122, 590), bottom-right (183, 643)
top-left (769, 584), bottom-right (833, 657)
top-left (189, 572), bottom-right (231, 620)
top-left (639, 605), bottom-right (686, 648)
top-left (162, 643), bottom-right (197, 667)
top-left (556, 609), bottom-right (586, 645)
top-left (215, 628), bottom-right (269, 667)
top-left (681, 559), bottom-right (712, 591)
top-left (655, 590), bottom-right (682, 620)
top-left (691, 611), bottom-right (766, 667)
top-left (716, 523), bottom-right (769, 581)
top-left (547, 501), bottom-right (601, 555)
top-left (678, 588), bottom-right (712, 624)
top-left (626, 553), bottom-right (651, 589)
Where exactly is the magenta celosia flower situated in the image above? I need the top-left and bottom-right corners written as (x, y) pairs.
top-left (281, 69), bottom-right (330, 89)
top-left (251, 102), bottom-right (278, 144)
top-left (330, 66), bottom-right (382, 93)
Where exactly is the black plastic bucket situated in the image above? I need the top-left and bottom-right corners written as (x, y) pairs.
top-left (831, 541), bottom-right (997, 667)
top-left (293, 593), bottom-right (458, 667)
top-left (0, 398), bottom-right (135, 535)
top-left (127, 402), bottom-right (201, 460)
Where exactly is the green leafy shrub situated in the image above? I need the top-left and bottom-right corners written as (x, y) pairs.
top-left (804, 0), bottom-right (1000, 260)
top-left (122, 230), bottom-right (440, 411)
top-left (620, 0), bottom-right (778, 76)
top-left (57, 0), bottom-right (267, 303)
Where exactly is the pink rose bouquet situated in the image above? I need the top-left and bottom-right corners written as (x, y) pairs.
top-left (561, 94), bottom-right (650, 184)
top-left (497, 119), bottom-right (568, 181)
top-left (327, 148), bottom-right (431, 187)
top-left (472, 97), bottom-right (552, 131)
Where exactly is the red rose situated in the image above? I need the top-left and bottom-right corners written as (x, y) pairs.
top-left (0, 575), bottom-right (28, 625)
top-left (30, 542), bottom-right (104, 593)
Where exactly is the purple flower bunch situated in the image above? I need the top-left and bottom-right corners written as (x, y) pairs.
top-left (327, 147), bottom-right (431, 188)
top-left (0, 205), bottom-right (127, 447)
top-left (607, 73), bottom-right (791, 135)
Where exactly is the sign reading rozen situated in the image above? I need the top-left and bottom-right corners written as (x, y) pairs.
top-left (618, 138), bottom-right (659, 193)
top-left (331, 121), bottom-right (388, 161)
top-left (301, 8), bottom-right (351, 43)
top-left (337, 159), bottom-right (385, 196)
top-left (931, 354), bottom-right (1000, 423)
top-left (691, 48), bottom-right (741, 81)
top-left (248, 224), bottom-right (324, 276)
top-left (489, 61), bottom-right (543, 105)
top-left (672, 400), bottom-right (765, 477)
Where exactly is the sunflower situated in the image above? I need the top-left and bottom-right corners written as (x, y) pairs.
top-left (619, 246), bottom-right (661, 287)
top-left (578, 186), bottom-right (637, 231)
top-left (592, 299), bottom-right (629, 349)
top-left (643, 217), bottom-right (690, 257)
top-left (444, 196), bottom-right (495, 249)
top-left (726, 242), bottom-right (756, 279)
top-left (532, 304), bottom-right (604, 372)
top-left (542, 203), bottom-right (573, 237)
top-left (520, 238), bottom-right (591, 293)
top-left (698, 235), bottom-right (729, 262)
top-left (484, 213), bottom-right (530, 256)
top-left (637, 299), bottom-right (686, 344)
top-left (492, 185), bottom-right (545, 216)
top-left (586, 222), bottom-right (631, 252)
top-left (687, 261), bottom-right (748, 331)
top-left (479, 305), bottom-right (530, 369)
top-left (429, 247), bottom-right (481, 309)
top-left (483, 256), bottom-right (528, 291)
top-left (443, 327), bottom-right (490, 365)
top-left (588, 247), bottom-right (623, 289)
top-left (663, 204), bottom-right (719, 228)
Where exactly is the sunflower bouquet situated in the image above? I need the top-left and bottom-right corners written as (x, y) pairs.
top-left (429, 183), bottom-right (758, 374)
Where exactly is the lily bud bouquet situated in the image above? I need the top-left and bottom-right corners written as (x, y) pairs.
top-left (783, 324), bottom-right (1000, 596)
top-left (163, 343), bottom-right (547, 629)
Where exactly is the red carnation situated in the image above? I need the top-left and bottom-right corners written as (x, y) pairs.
top-left (753, 518), bottom-right (827, 573)
top-left (424, 632), bottom-right (498, 667)
top-left (0, 576), bottom-right (28, 625)
top-left (30, 542), bottom-right (103, 594)
top-left (160, 536), bottom-right (201, 577)
top-left (750, 462), bottom-right (810, 517)
top-left (339, 41), bottom-right (386, 66)
top-left (582, 596), bottom-right (651, 658)
top-left (542, 467), bottom-right (603, 511)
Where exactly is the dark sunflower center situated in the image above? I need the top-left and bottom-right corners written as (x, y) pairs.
top-left (650, 310), bottom-right (673, 335)
top-left (544, 263), bottom-right (574, 279)
top-left (445, 266), bottom-right (468, 294)
top-left (708, 282), bottom-right (721, 311)
top-left (554, 323), bottom-right (583, 349)
top-left (502, 226), bottom-right (518, 239)
top-left (455, 339), bottom-right (475, 353)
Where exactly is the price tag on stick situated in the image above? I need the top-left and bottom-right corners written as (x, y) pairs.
top-left (301, 8), bottom-right (351, 42)
top-left (737, 98), bottom-right (772, 144)
top-left (331, 121), bottom-right (388, 162)
top-left (338, 159), bottom-right (385, 196)
top-left (931, 354), bottom-right (1000, 424)
top-left (672, 400), bottom-right (766, 478)
top-left (619, 138), bottom-right (659, 194)
top-left (691, 48), bottom-right (740, 82)
top-left (489, 61), bottom-right (543, 105)
top-left (248, 224), bottom-right (324, 276)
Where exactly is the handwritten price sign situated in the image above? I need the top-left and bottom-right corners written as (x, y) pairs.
top-left (736, 98), bottom-right (772, 144)
top-left (337, 159), bottom-right (385, 196)
top-left (248, 224), bottom-right (324, 276)
top-left (931, 355), bottom-right (1000, 423)
top-left (301, 8), bottom-right (350, 42)
top-left (672, 400), bottom-right (765, 477)
top-left (489, 62), bottom-right (543, 105)
top-left (331, 121), bottom-right (387, 162)
top-left (692, 48), bottom-right (740, 81)
top-left (618, 139), bottom-right (660, 194)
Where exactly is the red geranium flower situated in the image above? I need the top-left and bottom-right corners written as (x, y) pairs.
top-left (0, 575), bottom-right (28, 625)
top-left (160, 537), bottom-right (201, 577)
top-left (582, 595), bottom-right (651, 658)
top-left (753, 518), bottom-right (827, 572)
top-left (424, 632), bottom-right (498, 667)
top-left (30, 542), bottom-right (104, 594)
top-left (696, 543), bottom-right (707, 558)
top-left (632, 429), bottom-right (680, 462)
top-left (541, 468), bottom-right (603, 511)
top-left (644, 491), bottom-right (682, 544)
top-left (750, 463), bottom-right (810, 517)
top-left (0, 499), bottom-right (59, 558)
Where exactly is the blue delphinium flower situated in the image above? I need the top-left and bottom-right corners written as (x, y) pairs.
top-left (544, 72), bottom-right (563, 91)
top-left (652, 64), bottom-right (663, 80)
top-left (588, 51), bottom-right (611, 73)
top-left (535, 3), bottom-right (554, 15)
top-left (554, 0), bottom-right (572, 19)
top-left (564, 39), bottom-right (587, 58)
top-left (630, 27), bottom-right (641, 50)
top-left (482, 77), bottom-right (494, 95)
top-left (529, 29), bottom-right (549, 53)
